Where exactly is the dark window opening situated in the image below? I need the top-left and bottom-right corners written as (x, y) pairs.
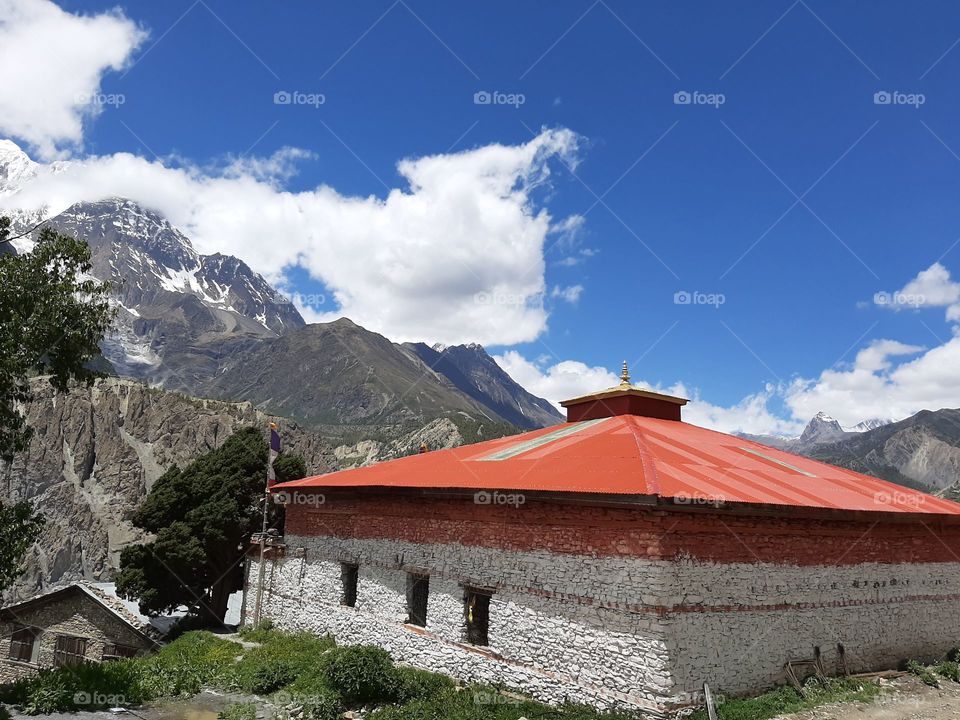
top-left (54, 635), bottom-right (88, 667)
top-left (8, 627), bottom-right (37, 663)
top-left (341, 563), bottom-right (359, 607)
top-left (464, 587), bottom-right (491, 646)
top-left (406, 573), bottom-right (429, 627)
top-left (102, 644), bottom-right (139, 661)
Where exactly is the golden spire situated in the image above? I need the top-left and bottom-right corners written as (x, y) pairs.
top-left (620, 360), bottom-right (631, 387)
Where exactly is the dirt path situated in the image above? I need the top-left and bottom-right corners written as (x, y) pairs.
top-left (781, 676), bottom-right (960, 720)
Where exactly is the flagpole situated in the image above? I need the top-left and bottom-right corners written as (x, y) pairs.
top-left (254, 423), bottom-right (273, 626)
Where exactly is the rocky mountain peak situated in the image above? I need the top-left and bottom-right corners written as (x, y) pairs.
top-left (799, 411), bottom-right (847, 447)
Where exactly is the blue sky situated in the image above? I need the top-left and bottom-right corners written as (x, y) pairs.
top-left (4, 0), bottom-right (960, 433)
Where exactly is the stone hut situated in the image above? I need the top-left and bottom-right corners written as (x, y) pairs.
top-left (0, 583), bottom-right (157, 683)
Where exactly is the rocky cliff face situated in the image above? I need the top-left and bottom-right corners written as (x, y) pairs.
top-left (1, 377), bottom-right (471, 602)
top-left (402, 342), bottom-right (563, 429)
top-left (808, 408), bottom-right (960, 492)
top-left (1, 377), bottom-right (335, 601)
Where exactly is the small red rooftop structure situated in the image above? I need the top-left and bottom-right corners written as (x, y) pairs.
top-left (246, 364), bottom-right (960, 715)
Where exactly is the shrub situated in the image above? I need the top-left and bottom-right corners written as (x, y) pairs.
top-left (239, 657), bottom-right (298, 695)
top-left (4, 659), bottom-right (147, 715)
top-left (298, 688), bottom-right (344, 720)
top-left (135, 631), bottom-right (243, 697)
top-left (318, 645), bottom-right (395, 705)
top-left (387, 666), bottom-right (454, 703)
top-left (235, 630), bottom-right (334, 695)
top-left (219, 702), bottom-right (257, 720)
top-left (907, 660), bottom-right (941, 688)
top-left (935, 660), bottom-right (960, 683)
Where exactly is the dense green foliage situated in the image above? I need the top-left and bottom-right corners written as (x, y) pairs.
top-left (687, 677), bottom-right (882, 720)
top-left (219, 702), bottom-right (257, 720)
top-left (0, 216), bottom-right (115, 461)
top-left (0, 500), bottom-right (43, 595)
top-left (905, 656), bottom-right (960, 686)
top-left (0, 628), bottom-right (638, 719)
top-left (116, 427), bottom-right (306, 623)
top-left (0, 216), bottom-right (112, 594)
top-left (317, 645), bottom-right (394, 705)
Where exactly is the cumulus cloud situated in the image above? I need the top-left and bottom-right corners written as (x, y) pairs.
top-left (494, 351), bottom-right (619, 408)
top-left (0, 0), bottom-right (146, 159)
top-left (784, 335), bottom-right (960, 425)
top-left (2, 128), bottom-right (582, 346)
top-left (874, 262), bottom-right (960, 320)
top-left (493, 351), bottom-right (804, 435)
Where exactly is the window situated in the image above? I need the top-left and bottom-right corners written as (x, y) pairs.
top-left (102, 644), bottom-right (139, 661)
top-left (341, 563), bottom-right (359, 607)
top-left (464, 587), bottom-right (491, 646)
top-left (8, 627), bottom-right (37, 663)
top-left (53, 635), bottom-right (88, 667)
top-left (406, 573), bottom-right (429, 627)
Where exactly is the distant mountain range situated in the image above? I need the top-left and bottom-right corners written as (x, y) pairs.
top-left (0, 138), bottom-right (563, 438)
top-left (0, 139), bottom-right (567, 598)
top-left (741, 410), bottom-right (960, 495)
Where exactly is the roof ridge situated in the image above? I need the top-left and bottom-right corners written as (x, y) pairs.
top-left (622, 415), bottom-right (661, 495)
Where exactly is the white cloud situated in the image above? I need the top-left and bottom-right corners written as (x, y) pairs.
top-left (493, 351), bottom-right (619, 409)
top-left (2, 128), bottom-right (582, 346)
top-left (550, 284), bottom-right (583, 304)
top-left (493, 351), bottom-right (804, 435)
top-left (784, 335), bottom-right (960, 425)
top-left (874, 262), bottom-right (960, 320)
top-left (0, 0), bottom-right (146, 159)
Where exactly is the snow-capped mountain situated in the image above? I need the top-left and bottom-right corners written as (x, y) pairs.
top-left (846, 418), bottom-right (893, 433)
top-left (27, 198), bottom-right (304, 386)
top-left (0, 139), bottom-right (567, 432)
top-left (0, 139), bottom-right (38, 196)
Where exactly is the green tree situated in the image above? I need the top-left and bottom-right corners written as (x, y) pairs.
top-left (0, 216), bottom-right (111, 596)
top-left (0, 216), bottom-right (115, 461)
top-left (116, 427), bottom-right (306, 624)
top-left (0, 502), bottom-right (43, 596)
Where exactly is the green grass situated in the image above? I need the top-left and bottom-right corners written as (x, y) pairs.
top-left (687, 678), bottom-right (883, 720)
top-left (0, 627), bottom-right (895, 720)
top-left (219, 702), bottom-right (257, 720)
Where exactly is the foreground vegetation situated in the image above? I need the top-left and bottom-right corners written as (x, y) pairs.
top-left (0, 626), bottom-right (639, 719)
top-left (688, 677), bottom-right (883, 720)
top-left (13, 626), bottom-right (960, 720)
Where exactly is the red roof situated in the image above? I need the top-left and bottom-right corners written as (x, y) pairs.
top-left (275, 414), bottom-right (960, 515)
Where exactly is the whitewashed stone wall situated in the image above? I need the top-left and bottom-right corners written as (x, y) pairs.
top-left (247, 534), bottom-right (960, 713)
top-left (665, 558), bottom-right (960, 700)
top-left (247, 534), bottom-right (673, 712)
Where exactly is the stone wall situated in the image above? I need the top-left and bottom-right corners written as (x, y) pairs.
top-left (248, 493), bottom-right (960, 714)
top-left (0, 589), bottom-right (152, 684)
top-left (247, 535), bottom-right (673, 712)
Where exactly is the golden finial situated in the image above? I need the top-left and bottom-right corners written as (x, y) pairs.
top-left (620, 360), bottom-right (631, 387)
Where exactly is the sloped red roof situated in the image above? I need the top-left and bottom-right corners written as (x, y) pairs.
top-left (275, 415), bottom-right (960, 515)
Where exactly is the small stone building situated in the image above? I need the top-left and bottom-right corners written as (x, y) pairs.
top-left (245, 369), bottom-right (960, 715)
top-left (0, 583), bottom-right (157, 683)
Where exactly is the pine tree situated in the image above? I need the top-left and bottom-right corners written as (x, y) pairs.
top-left (116, 427), bottom-right (306, 624)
